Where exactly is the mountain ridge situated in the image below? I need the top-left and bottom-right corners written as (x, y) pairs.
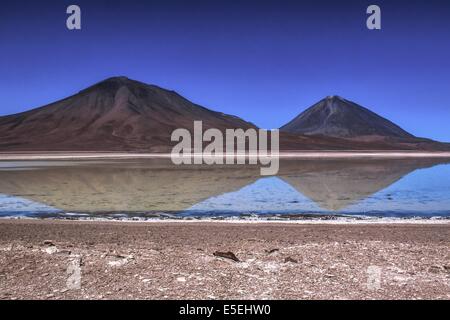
top-left (0, 77), bottom-right (449, 152)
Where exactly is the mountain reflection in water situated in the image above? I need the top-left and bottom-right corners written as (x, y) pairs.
top-left (0, 158), bottom-right (449, 219)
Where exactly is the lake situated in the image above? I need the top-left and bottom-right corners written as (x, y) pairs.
top-left (0, 158), bottom-right (449, 220)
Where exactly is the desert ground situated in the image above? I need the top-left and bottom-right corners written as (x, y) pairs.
top-left (0, 219), bottom-right (449, 300)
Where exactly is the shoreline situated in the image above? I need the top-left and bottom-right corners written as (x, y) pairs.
top-left (1, 151), bottom-right (450, 161)
top-left (1, 216), bottom-right (450, 225)
top-left (1, 219), bottom-right (449, 300)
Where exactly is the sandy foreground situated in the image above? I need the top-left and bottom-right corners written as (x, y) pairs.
top-left (0, 219), bottom-right (449, 300)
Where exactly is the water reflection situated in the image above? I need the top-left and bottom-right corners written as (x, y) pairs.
top-left (278, 159), bottom-right (445, 211)
top-left (0, 158), bottom-right (449, 218)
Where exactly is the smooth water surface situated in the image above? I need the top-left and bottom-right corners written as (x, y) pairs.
top-left (0, 158), bottom-right (449, 219)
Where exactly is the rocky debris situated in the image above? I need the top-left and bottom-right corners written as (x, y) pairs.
top-left (106, 252), bottom-right (133, 259)
top-left (213, 251), bottom-right (240, 262)
top-left (43, 246), bottom-right (58, 255)
top-left (41, 240), bottom-right (59, 254)
top-left (284, 257), bottom-right (298, 264)
top-left (0, 244), bottom-right (13, 252)
top-left (57, 249), bottom-right (72, 255)
top-left (107, 254), bottom-right (134, 267)
top-left (66, 254), bottom-right (82, 290)
top-left (108, 259), bottom-right (129, 267)
top-left (265, 249), bottom-right (279, 254)
top-left (428, 265), bottom-right (444, 273)
top-left (1, 220), bottom-right (450, 300)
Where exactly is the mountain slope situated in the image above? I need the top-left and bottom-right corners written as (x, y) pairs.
top-left (280, 95), bottom-right (414, 139)
top-left (279, 95), bottom-right (450, 150)
top-left (1, 81), bottom-right (448, 152)
top-left (0, 77), bottom-right (256, 152)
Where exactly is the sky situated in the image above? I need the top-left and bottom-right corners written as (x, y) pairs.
top-left (1, 0), bottom-right (450, 141)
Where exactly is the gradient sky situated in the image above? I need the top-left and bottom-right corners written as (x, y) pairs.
top-left (1, 0), bottom-right (449, 141)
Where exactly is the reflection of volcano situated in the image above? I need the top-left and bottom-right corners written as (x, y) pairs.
top-left (278, 158), bottom-right (450, 210)
top-left (0, 158), bottom-right (449, 214)
top-left (0, 160), bottom-right (259, 213)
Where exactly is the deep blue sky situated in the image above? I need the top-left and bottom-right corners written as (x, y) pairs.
top-left (1, 0), bottom-right (449, 141)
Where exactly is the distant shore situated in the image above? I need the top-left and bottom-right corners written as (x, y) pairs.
top-left (2, 151), bottom-right (450, 161)
top-left (0, 219), bottom-right (449, 300)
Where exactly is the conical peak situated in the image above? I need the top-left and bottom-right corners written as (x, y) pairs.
top-left (280, 96), bottom-right (415, 139)
top-left (326, 95), bottom-right (343, 101)
top-left (78, 76), bottom-right (161, 97)
top-left (104, 75), bottom-right (129, 81)
top-left (96, 76), bottom-right (146, 88)
top-left (323, 95), bottom-right (347, 105)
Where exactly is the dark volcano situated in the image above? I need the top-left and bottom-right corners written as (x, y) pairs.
top-left (279, 96), bottom-right (450, 151)
top-left (281, 95), bottom-right (414, 139)
top-left (0, 77), bottom-right (256, 152)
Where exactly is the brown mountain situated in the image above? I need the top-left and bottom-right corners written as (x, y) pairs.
top-left (0, 77), bottom-right (256, 152)
top-left (0, 79), bottom-right (448, 152)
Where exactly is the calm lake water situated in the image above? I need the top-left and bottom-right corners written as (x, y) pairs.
top-left (0, 158), bottom-right (449, 220)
